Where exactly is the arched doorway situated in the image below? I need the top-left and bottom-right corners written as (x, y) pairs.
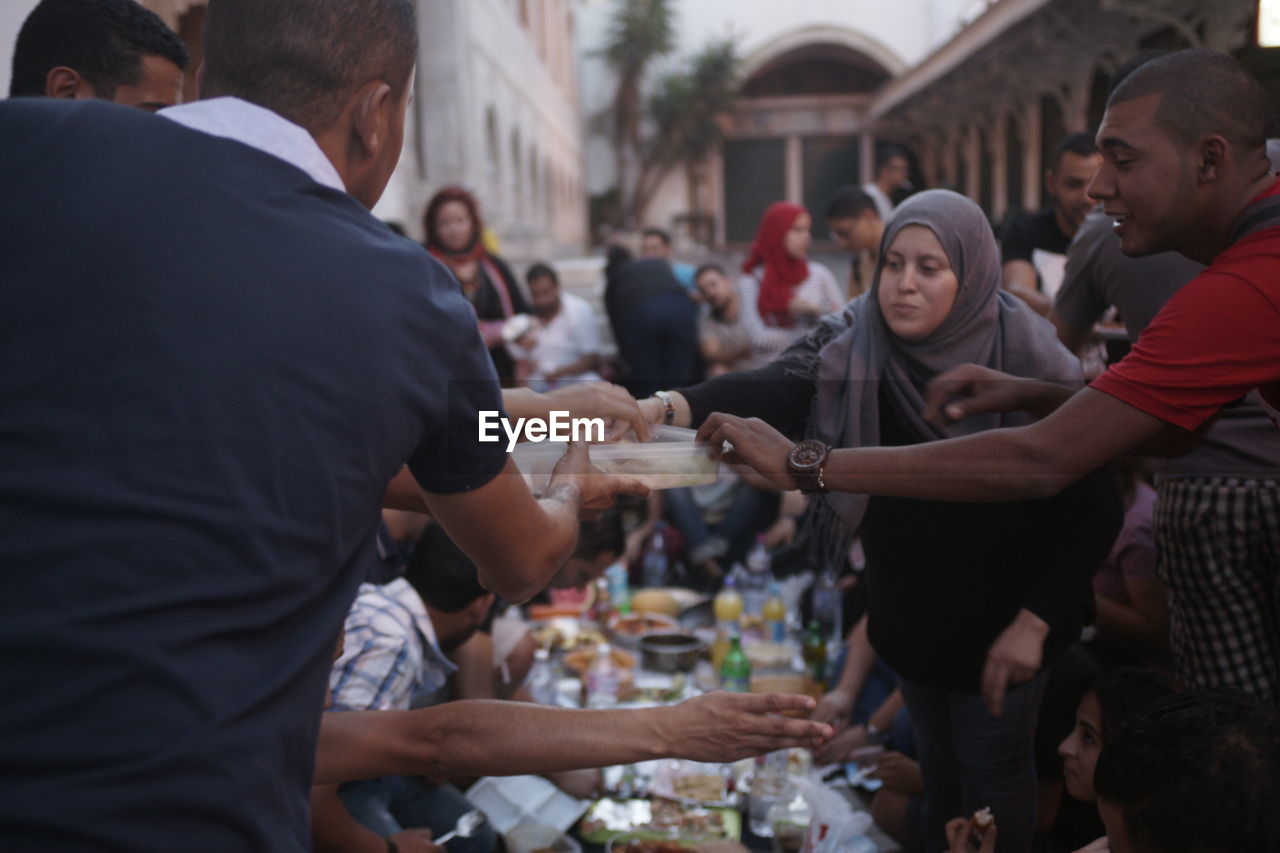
top-left (720, 30), bottom-right (899, 244)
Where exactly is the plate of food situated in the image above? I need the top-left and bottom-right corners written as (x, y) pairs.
top-left (608, 612), bottom-right (679, 648)
top-left (563, 645), bottom-right (636, 676)
top-left (530, 618), bottom-right (606, 653)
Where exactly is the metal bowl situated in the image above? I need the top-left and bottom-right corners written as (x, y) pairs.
top-left (639, 632), bottom-right (705, 673)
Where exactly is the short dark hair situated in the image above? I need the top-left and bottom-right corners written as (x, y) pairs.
top-left (573, 509), bottom-right (624, 561)
top-left (876, 145), bottom-right (909, 171)
top-left (405, 523), bottom-right (489, 614)
top-left (1095, 690), bottom-right (1280, 853)
top-left (10, 0), bottom-right (189, 98)
top-left (1106, 50), bottom-right (1170, 99)
top-left (825, 185), bottom-right (879, 221)
top-left (1051, 132), bottom-right (1099, 171)
top-left (641, 227), bottom-right (672, 246)
top-left (1106, 48), bottom-right (1271, 153)
top-left (693, 263), bottom-right (726, 282)
top-left (201, 0), bottom-right (417, 131)
top-left (525, 261), bottom-right (559, 287)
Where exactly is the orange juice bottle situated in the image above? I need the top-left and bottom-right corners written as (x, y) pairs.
top-left (711, 576), bottom-right (744, 671)
top-left (762, 582), bottom-right (787, 643)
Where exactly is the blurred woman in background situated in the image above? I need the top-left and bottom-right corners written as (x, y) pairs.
top-left (424, 186), bottom-right (528, 385)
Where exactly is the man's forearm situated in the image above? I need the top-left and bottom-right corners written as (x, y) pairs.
top-left (822, 428), bottom-right (1072, 502)
top-left (316, 702), bottom-right (666, 783)
top-left (819, 389), bottom-right (1165, 502)
top-left (316, 694), bottom-right (830, 786)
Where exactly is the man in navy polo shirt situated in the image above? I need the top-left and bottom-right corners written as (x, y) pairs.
top-left (0, 0), bottom-right (642, 849)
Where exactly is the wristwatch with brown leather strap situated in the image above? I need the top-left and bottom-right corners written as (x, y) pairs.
top-left (787, 439), bottom-right (830, 494)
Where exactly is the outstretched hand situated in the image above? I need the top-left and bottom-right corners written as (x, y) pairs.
top-left (924, 364), bottom-right (1078, 427)
top-left (545, 381), bottom-right (651, 442)
top-left (923, 364), bottom-right (1028, 426)
top-left (696, 413), bottom-right (797, 491)
top-left (664, 692), bottom-right (833, 763)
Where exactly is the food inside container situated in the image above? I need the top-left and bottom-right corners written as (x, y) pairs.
top-left (512, 427), bottom-right (718, 495)
top-left (530, 618), bottom-right (606, 652)
top-left (609, 612), bottom-right (679, 648)
top-left (564, 645), bottom-right (636, 675)
top-left (650, 760), bottom-right (734, 806)
top-left (579, 799), bottom-right (739, 844)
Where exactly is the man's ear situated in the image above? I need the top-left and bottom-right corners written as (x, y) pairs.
top-left (1044, 167), bottom-right (1058, 195)
top-left (1197, 135), bottom-right (1228, 183)
top-left (471, 592), bottom-right (496, 622)
top-left (45, 66), bottom-right (95, 100)
top-left (352, 79), bottom-right (394, 157)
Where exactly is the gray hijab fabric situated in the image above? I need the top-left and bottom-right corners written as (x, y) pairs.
top-left (790, 190), bottom-right (1082, 566)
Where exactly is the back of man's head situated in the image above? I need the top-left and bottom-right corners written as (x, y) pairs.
top-left (405, 523), bottom-right (488, 614)
top-left (201, 0), bottom-right (417, 132)
top-left (1106, 48), bottom-right (1272, 155)
top-left (876, 145), bottom-right (908, 173)
top-left (1094, 690), bottom-right (1280, 853)
top-left (10, 0), bottom-right (189, 98)
top-left (526, 261), bottom-right (559, 288)
top-left (641, 227), bottom-right (672, 247)
top-left (825, 185), bottom-right (879, 221)
top-left (1051, 132), bottom-right (1099, 173)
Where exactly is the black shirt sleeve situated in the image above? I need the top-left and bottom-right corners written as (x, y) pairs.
top-left (1000, 214), bottom-right (1041, 264)
top-left (679, 359), bottom-right (815, 439)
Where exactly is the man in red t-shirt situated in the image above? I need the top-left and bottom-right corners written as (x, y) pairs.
top-left (697, 49), bottom-right (1280, 701)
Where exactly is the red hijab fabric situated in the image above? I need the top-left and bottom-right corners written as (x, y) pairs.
top-left (423, 185), bottom-right (487, 265)
top-left (743, 201), bottom-right (810, 328)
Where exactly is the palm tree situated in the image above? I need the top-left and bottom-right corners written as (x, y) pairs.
top-left (634, 38), bottom-right (738, 224)
top-left (601, 0), bottom-right (676, 227)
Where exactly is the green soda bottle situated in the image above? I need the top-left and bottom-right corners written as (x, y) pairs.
top-left (802, 620), bottom-right (827, 690)
top-left (720, 632), bottom-right (752, 692)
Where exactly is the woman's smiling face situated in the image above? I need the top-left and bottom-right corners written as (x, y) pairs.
top-left (877, 224), bottom-right (959, 341)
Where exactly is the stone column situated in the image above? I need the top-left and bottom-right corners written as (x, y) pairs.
top-left (1017, 101), bottom-right (1042, 212)
top-left (785, 135), bottom-right (803, 204)
top-left (860, 132), bottom-right (875, 186)
top-left (990, 113), bottom-right (1009, 221)
top-left (964, 125), bottom-right (982, 203)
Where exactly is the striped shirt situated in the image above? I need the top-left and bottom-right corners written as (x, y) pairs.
top-left (329, 578), bottom-right (457, 712)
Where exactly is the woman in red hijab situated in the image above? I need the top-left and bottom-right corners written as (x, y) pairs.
top-left (424, 186), bottom-right (529, 385)
top-left (739, 201), bottom-right (844, 364)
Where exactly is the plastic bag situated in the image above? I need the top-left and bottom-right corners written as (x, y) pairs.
top-left (794, 775), bottom-right (874, 853)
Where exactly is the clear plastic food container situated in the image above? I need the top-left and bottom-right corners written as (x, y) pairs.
top-left (511, 426), bottom-right (719, 494)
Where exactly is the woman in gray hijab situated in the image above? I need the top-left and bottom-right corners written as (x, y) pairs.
top-left (642, 190), bottom-right (1122, 853)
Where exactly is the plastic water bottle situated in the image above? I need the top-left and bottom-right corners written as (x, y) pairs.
top-left (527, 647), bottom-right (558, 706)
top-left (811, 566), bottom-right (842, 643)
top-left (741, 535), bottom-right (772, 615)
top-left (642, 524), bottom-right (669, 588)
top-left (586, 643), bottom-right (620, 708)
top-left (748, 748), bottom-right (789, 837)
top-left (605, 561), bottom-right (630, 614)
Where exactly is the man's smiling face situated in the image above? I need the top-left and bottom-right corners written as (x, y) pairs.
top-left (1090, 92), bottom-right (1200, 257)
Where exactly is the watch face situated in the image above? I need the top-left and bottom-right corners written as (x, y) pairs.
top-left (790, 440), bottom-right (827, 471)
